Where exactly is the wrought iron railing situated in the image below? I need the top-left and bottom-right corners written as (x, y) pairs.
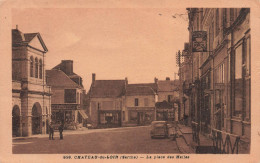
top-left (191, 121), bottom-right (200, 145)
top-left (212, 128), bottom-right (240, 154)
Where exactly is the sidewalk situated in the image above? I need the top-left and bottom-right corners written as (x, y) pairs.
top-left (177, 124), bottom-right (214, 153)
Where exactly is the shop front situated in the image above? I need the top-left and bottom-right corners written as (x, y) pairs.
top-left (98, 110), bottom-right (121, 128)
top-left (127, 107), bottom-right (155, 126)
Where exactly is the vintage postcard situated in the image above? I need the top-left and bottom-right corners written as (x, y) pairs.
top-left (0, 0), bottom-right (260, 162)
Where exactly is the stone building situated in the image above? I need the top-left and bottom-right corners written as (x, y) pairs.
top-left (124, 83), bottom-right (157, 126)
top-left (156, 78), bottom-right (180, 121)
top-left (46, 60), bottom-right (88, 129)
top-left (88, 74), bottom-right (125, 128)
top-left (12, 27), bottom-right (51, 137)
top-left (179, 8), bottom-right (251, 153)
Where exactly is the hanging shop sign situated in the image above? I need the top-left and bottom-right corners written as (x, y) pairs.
top-left (192, 31), bottom-right (207, 52)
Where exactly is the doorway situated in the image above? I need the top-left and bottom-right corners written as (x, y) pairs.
top-left (32, 103), bottom-right (42, 135)
top-left (12, 105), bottom-right (20, 137)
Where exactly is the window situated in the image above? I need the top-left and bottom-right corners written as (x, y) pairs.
top-left (233, 44), bottom-right (243, 116)
top-left (144, 98), bottom-right (149, 106)
top-left (77, 92), bottom-right (80, 104)
top-left (216, 9), bottom-right (219, 36)
top-left (122, 111), bottom-right (125, 121)
top-left (30, 56), bottom-right (34, 77)
top-left (230, 8), bottom-right (234, 22)
top-left (168, 95), bottom-right (173, 102)
top-left (135, 98), bottom-right (139, 106)
top-left (64, 89), bottom-right (76, 103)
top-left (215, 63), bottom-right (225, 83)
top-left (35, 58), bottom-right (38, 78)
top-left (39, 59), bottom-right (42, 79)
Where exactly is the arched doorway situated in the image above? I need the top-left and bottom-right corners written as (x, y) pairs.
top-left (32, 103), bottom-right (42, 134)
top-left (12, 105), bottom-right (20, 137)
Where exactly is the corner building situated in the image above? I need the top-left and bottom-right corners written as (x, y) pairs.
top-left (12, 28), bottom-right (51, 137)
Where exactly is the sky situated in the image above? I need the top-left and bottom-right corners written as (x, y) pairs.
top-left (12, 8), bottom-right (189, 90)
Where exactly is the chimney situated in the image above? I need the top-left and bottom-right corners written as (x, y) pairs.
top-left (16, 25), bottom-right (18, 29)
top-left (166, 77), bottom-right (170, 81)
top-left (125, 77), bottom-right (128, 85)
top-left (61, 60), bottom-right (73, 75)
top-left (154, 77), bottom-right (158, 84)
top-left (92, 73), bottom-right (96, 83)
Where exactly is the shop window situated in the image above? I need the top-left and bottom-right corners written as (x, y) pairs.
top-left (30, 56), bottom-right (34, 77)
top-left (64, 89), bottom-right (76, 103)
top-left (35, 58), bottom-right (38, 78)
top-left (39, 59), bottom-right (43, 79)
top-left (135, 98), bottom-right (139, 106)
top-left (129, 111), bottom-right (138, 122)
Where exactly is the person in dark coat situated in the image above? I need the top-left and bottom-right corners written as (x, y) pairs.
top-left (58, 124), bottom-right (64, 140)
top-left (49, 122), bottom-right (54, 140)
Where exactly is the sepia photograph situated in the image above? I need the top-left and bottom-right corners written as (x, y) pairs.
top-left (11, 7), bottom-right (251, 154)
top-left (1, 0), bottom-right (260, 162)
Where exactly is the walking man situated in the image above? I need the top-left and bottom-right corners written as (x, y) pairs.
top-left (49, 122), bottom-right (54, 140)
top-left (58, 123), bottom-right (64, 140)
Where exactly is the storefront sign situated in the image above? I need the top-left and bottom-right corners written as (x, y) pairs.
top-left (52, 104), bottom-right (78, 110)
top-left (192, 31), bottom-right (207, 52)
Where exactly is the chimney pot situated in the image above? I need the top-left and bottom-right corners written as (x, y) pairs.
top-left (92, 73), bottom-right (96, 83)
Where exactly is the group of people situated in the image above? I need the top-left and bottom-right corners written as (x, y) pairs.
top-left (48, 122), bottom-right (64, 140)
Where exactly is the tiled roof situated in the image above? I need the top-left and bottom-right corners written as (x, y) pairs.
top-left (46, 69), bottom-right (82, 88)
top-left (127, 83), bottom-right (157, 92)
top-left (90, 80), bottom-right (126, 98)
top-left (158, 80), bottom-right (179, 92)
top-left (126, 84), bottom-right (156, 96)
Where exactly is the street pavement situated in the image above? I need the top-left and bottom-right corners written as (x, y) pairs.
top-left (12, 126), bottom-right (180, 154)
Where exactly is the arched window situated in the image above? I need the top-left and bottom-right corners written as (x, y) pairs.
top-left (30, 56), bottom-right (34, 77)
top-left (39, 59), bottom-right (43, 79)
top-left (35, 58), bottom-right (38, 78)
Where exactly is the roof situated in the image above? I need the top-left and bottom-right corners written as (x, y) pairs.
top-left (12, 29), bottom-right (48, 52)
top-left (46, 69), bottom-right (82, 88)
top-left (126, 84), bottom-right (156, 96)
top-left (157, 80), bottom-right (179, 92)
top-left (90, 80), bottom-right (126, 98)
top-left (24, 33), bottom-right (38, 43)
top-left (127, 83), bottom-right (157, 92)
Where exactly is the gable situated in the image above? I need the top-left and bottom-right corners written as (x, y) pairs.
top-left (28, 36), bottom-right (45, 52)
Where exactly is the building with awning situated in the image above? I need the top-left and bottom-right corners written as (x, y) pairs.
top-left (46, 60), bottom-right (87, 129)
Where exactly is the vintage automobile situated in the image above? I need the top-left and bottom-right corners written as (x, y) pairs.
top-left (150, 121), bottom-right (169, 138)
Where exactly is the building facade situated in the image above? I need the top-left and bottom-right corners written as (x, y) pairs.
top-left (12, 28), bottom-right (51, 137)
top-left (179, 8), bottom-right (251, 153)
top-left (46, 60), bottom-right (87, 129)
top-left (124, 83), bottom-right (157, 126)
top-left (88, 74), bottom-right (125, 128)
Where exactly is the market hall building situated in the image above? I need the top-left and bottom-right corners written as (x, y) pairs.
top-left (12, 27), bottom-right (51, 137)
top-left (46, 60), bottom-right (88, 129)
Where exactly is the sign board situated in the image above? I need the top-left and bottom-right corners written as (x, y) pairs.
top-left (192, 31), bottom-right (207, 52)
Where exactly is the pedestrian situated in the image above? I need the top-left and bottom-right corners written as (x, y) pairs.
top-left (49, 122), bottom-right (54, 140)
top-left (58, 123), bottom-right (64, 140)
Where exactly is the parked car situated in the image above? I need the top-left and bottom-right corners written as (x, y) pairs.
top-left (150, 121), bottom-right (169, 139)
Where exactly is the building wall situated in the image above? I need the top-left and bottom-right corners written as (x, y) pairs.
top-left (89, 97), bottom-right (122, 127)
top-left (12, 34), bottom-right (51, 137)
top-left (158, 91), bottom-right (179, 102)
